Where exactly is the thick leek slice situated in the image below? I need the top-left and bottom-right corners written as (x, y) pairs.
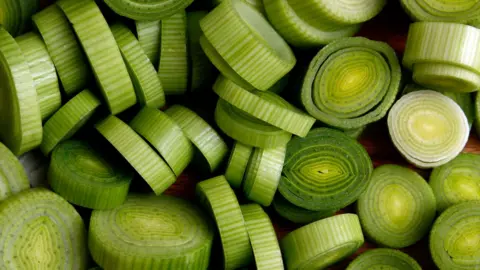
top-left (135, 20), bottom-right (160, 66)
top-left (196, 176), bottom-right (253, 269)
top-left (403, 22), bottom-right (480, 93)
top-left (165, 105), bottom-right (228, 172)
top-left (279, 128), bottom-right (373, 211)
top-left (89, 194), bottom-right (214, 270)
top-left (272, 192), bottom-right (335, 224)
top-left (40, 89), bottom-right (101, 156)
top-left (0, 188), bottom-right (87, 269)
top-left (400, 0), bottom-right (480, 26)
top-left (388, 90), bottom-right (469, 168)
top-left (357, 164), bottom-right (436, 248)
top-left (225, 142), bottom-right (252, 188)
top-left (240, 204), bottom-right (284, 270)
top-left (95, 115), bottom-right (176, 195)
top-left (111, 23), bottom-right (165, 109)
top-left (200, 0), bottom-right (296, 90)
top-left (347, 248), bottom-right (422, 270)
top-left (57, 0), bottom-right (137, 115)
top-left (430, 153), bottom-right (480, 212)
top-left (103, 0), bottom-right (194, 20)
top-left (301, 37), bottom-right (401, 129)
top-left (0, 27), bottom-right (42, 156)
top-left (16, 32), bottom-right (61, 121)
top-left (32, 5), bottom-right (90, 96)
top-left (0, 142), bottom-right (30, 200)
top-left (130, 107), bottom-right (194, 176)
top-left (430, 201), bottom-right (480, 269)
top-left (281, 214), bottom-right (364, 270)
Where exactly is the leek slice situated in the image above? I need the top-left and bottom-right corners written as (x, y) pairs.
top-left (16, 32), bottom-right (61, 121)
top-left (0, 142), bottom-right (30, 200)
top-left (403, 22), bottom-right (480, 93)
top-left (200, 0), bottom-right (296, 90)
top-left (347, 248), bottom-right (422, 270)
top-left (279, 128), bottom-right (373, 211)
top-left (89, 194), bottom-right (214, 270)
top-left (103, 0), bottom-right (194, 20)
top-left (272, 192), bottom-right (335, 224)
top-left (196, 176), bottom-right (253, 269)
top-left (430, 201), bottom-right (480, 269)
top-left (0, 0), bottom-right (21, 36)
top-left (48, 140), bottom-right (132, 210)
top-left (57, 0), bottom-right (137, 115)
top-left (40, 89), bottom-right (101, 156)
top-left (241, 0), bottom-right (265, 15)
top-left (301, 37), bottom-right (401, 129)
top-left (135, 20), bottom-right (160, 67)
top-left (430, 153), bottom-right (480, 212)
top-left (95, 115), bottom-right (177, 195)
top-left (281, 214), bottom-right (364, 270)
top-left (0, 188), bottom-right (87, 269)
top-left (388, 90), bottom-right (469, 168)
top-left (400, 0), bottom-right (480, 26)
top-left (357, 164), bottom-right (436, 248)
top-left (0, 27), bottom-right (42, 156)
top-left (225, 142), bottom-right (252, 189)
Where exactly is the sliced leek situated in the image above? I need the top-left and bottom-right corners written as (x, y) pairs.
top-left (272, 192), bottom-right (335, 224)
top-left (347, 248), bottom-right (422, 270)
top-left (104, 0), bottom-right (194, 20)
top-left (225, 142), bottom-right (252, 188)
top-left (400, 0), bottom-right (480, 26)
top-left (135, 20), bottom-right (160, 66)
top-left (0, 0), bottom-right (38, 36)
top-left (0, 142), bottom-right (30, 200)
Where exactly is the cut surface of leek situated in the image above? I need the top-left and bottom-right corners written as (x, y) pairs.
top-left (104, 0), bottom-right (194, 20)
top-left (0, 142), bottom-right (30, 201)
top-left (225, 142), bottom-right (252, 188)
top-left (347, 248), bottom-right (422, 270)
top-left (135, 20), bottom-right (160, 66)
top-left (400, 0), bottom-right (480, 26)
top-left (272, 192), bottom-right (335, 224)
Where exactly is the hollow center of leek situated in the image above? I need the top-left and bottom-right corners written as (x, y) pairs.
top-left (417, 0), bottom-right (478, 13)
top-left (446, 218), bottom-right (480, 262)
top-left (408, 110), bottom-right (451, 144)
top-left (379, 184), bottom-right (414, 230)
top-left (445, 170), bottom-right (480, 202)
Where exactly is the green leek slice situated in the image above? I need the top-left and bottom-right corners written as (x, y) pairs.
top-left (32, 5), bottom-right (90, 97)
top-left (0, 0), bottom-right (22, 36)
top-left (240, 204), bottom-right (284, 270)
top-left (103, 0), bottom-right (194, 20)
top-left (48, 140), bottom-right (132, 209)
top-left (430, 153), bottom-right (480, 212)
top-left (89, 194), bottom-right (214, 270)
top-left (95, 115), bottom-right (177, 195)
top-left (357, 164), bottom-right (436, 248)
top-left (267, 74), bottom-right (289, 94)
top-left (200, 0), bottom-right (296, 90)
top-left (0, 188), bottom-right (87, 269)
top-left (196, 176), bottom-right (253, 269)
top-left (281, 214), bottom-right (364, 270)
top-left (111, 23), bottom-right (165, 109)
top-left (0, 142), bottom-right (30, 200)
top-left (165, 105), bottom-right (228, 172)
top-left (279, 128), bottom-right (373, 211)
top-left (347, 248), bottom-right (422, 270)
top-left (403, 22), bottom-right (480, 93)
top-left (129, 107), bottom-right (194, 176)
top-left (430, 201), bottom-right (480, 269)
top-left (16, 32), bottom-right (61, 121)
top-left (388, 90), bottom-right (469, 168)
top-left (135, 20), bottom-right (160, 67)
top-left (272, 192), bottom-right (335, 224)
top-left (40, 89), bottom-right (101, 156)
top-left (0, 27), bottom-right (42, 156)
top-left (225, 142), bottom-right (252, 189)
top-left (57, 0), bottom-right (137, 115)
top-left (400, 0), bottom-right (480, 26)
top-left (301, 37), bottom-right (401, 129)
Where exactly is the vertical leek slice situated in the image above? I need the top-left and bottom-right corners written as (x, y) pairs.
top-left (400, 0), bottom-right (480, 26)
top-left (272, 192), bottom-right (336, 224)
top-left (225, 142), bottom-right (252, 189)
top-left (135, 20), bottom-right (160, 66)
top-left (0, 142), bottom-right (30, 201)
top-left (347, 248), bottom-right (422, 270)
top-left (103, 0), bottom-right (194, 20)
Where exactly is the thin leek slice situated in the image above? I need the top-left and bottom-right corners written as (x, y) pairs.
top-left (135, 20), bottom-right (160, 66)
top-left (388, 90), bottom-right (469, 168)
top-left (196, 176), bottom-right (253, 269)
top-left (430, 201), bottom-right (480, 269)
top-left (279, 128), bottom-right (373, 211)
top-left (215, 98), bottom-right (292, 148)
top-left (48, 140), bottom-right (132, 209)
top-left (200, 0), bottom-right (296, 90)
top-left (225, 142), bottom-right (252, 189)
top-left (0, 142), bottom-right (30, 200)
top-left (32, 5), bottom-right (90, 96)
top-left (347, 248), bottom-right (422, 270)
top-left (165, 105), bottom-right (228, 172)
top-left (111, 23), bottom-right (165, 109)
top-left (89, 194), bottom-right (214, 270)
top-left (0, 188), bottom-right (87, 269)
top-left (57, 0), bottom-right (137, 115)
top-left (240, 204), bottom-right (284, 270)
top-left (272, 192), bottom-right (335, 224)
top-left (281, 214), bottom-right (364, 270)
top-left (357, 164), bottom-right (436, 248)
top-left (129, 107), bottom-right (194, 176)
top-left (95, 115), bottom-right (177, 195)
top-left (0, 27), bottom-right (42, 156)
top-left (213, 76), bottom-right (315, 137)
top-left (403, 22), bottom-right (480, 93)
top-left (301, 37), bottom-right (401, 129)
top-left (16, 32), bottom-right (61, 121)
top-left (400, 0), bottom-right (480, 26)
top-left (103, 0), bottom-right (194, 20)
top-left (40, 89), bottom-right (101, 156)
top-left (430, 153), bottom-right (480, 212)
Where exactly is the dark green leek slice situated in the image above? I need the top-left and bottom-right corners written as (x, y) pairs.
top-left (400, 0), bottom-right (480, 26)
top-left (225, 142), bottom-right (252, 189)
top-left (272, 192), bottom-right (335, 224)
top-left (103, 0), bottom-right (194, 20)
top-left (0, 142), bottom-right (30, 200)
top-left (135, 20), bottom-right (160, 66)
top-left (0, 0), bottom-right (38, 36)
top-left (347, 248), bottom-right (422, 270)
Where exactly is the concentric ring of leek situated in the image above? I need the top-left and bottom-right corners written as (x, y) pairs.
top-left (400, 0), bottom-right (480, 25)
top-left (430, 153), bottom-right (480, 213)
top-left (0, 142), bottom-right (30, 201)
top-left (387, 90), bottom-right (469, 168)
top-left (225, 142), bottom-right (253, 188)
top-left (430, 201), bottom-right (480, 269)
top-left (403, 22), bottom-right (480, 93)
top-left (272, 192), bottom-right (336, 224)
top-left (346, 248), bottom-right (422, 270)
top-left (89, 194), bottom-right (214, 270)
top-left (357, 164), bottom-right (436, 248)
top-left (196, 176), bottom-right (253, 269)
top-left (48, 140), bottom-right (133, 210)
top-left (281, 214), bottom-right (364, 270)
top-left (0, 188), bottom-right (87, 269)
top-left (104, 0), bottom-right (194, 20)
top-left (301, 37), bottom-right (401, 129)
top-left (279, 128), bottom-right (373, 212)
